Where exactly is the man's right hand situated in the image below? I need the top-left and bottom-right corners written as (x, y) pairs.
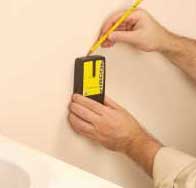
top-left (101, 9), bottom-right (171, 52)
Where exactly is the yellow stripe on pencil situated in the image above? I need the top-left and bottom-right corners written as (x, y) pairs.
top-left (87, 0), bottom-right (143, 56)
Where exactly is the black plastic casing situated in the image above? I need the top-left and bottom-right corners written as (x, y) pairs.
top-left (73, 55), bottom-right (106, 104)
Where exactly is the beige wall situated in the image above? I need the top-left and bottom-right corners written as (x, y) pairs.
top-left (0, 0), bottom-right (196, 187)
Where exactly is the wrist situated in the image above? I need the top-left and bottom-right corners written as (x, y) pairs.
top-left (124, 130), bottom-right (162, 176)
top-left (157, 31), bottom-right (182, 53)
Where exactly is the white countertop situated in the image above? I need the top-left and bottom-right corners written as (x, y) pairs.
top-left (0, 136), bottom-right (122, 188)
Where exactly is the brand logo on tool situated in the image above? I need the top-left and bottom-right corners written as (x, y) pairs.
top-left (99, 62), bottom-right (104, 94)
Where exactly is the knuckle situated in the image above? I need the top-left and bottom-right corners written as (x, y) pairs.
top-left (83, 127), bottom-right (92, 134)
top-left (90, 102), bottom-right (103, 113)
top-left (102, 107), bottom-right (110, 115)
top-left (71, 103), bottom-right (83, 115)
top-left (100, 105), bottom-right (108, 114)
top-left (78, 125), bottom-right (91, 135)
top-left (92, 105), bottom-right (100, 113)
top-left (93, 116), bottom-right (102, 125)
top-left (71, 121), bottom-right (82, 133)
top-left (68, 115), bottom-right (88, 135)
top-left (69, 120), bottom-right (77, 131)
top-left (70, 103), bottom-right (76, 112)
top-left (82, 111), bottom-right (89, 120)
top-left (72, 125), bottom-right (80, 134)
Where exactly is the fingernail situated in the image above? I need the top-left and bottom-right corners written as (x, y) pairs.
top-left (73, 94), bottom-right (80, 101)
top-left (72, 94), bottom-right (77, 100)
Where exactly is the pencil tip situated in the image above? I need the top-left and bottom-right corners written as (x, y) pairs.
top-left (87, 51), bottom-right (91, 56)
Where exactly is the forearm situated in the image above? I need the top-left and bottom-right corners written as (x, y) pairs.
top-left (123, 32), bottom-right (196, 178)
top-left (159, 32), bottom-right (196, 81)
top-left (124, 130), bottom-right (162, 177)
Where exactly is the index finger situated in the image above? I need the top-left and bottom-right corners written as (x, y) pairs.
top-left (101, 10), bottom-right (125, 34)
top-left (72, 94), bottom-right (107, 115)
top-left (101, 9), bottom-right (141, 35)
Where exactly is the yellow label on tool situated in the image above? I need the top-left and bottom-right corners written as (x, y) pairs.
top-left (83, 60), bottom-right (104, 97)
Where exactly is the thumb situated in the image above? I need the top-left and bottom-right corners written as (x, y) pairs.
top-left (108, 31), bottom-right (138, 44)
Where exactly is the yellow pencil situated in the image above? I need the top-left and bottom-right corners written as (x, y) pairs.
top-left (87, 0), bottom-right (143, 56)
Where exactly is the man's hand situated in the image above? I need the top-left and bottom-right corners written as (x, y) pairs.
top-left (68, 94), bottom-right (162, 176)
top-left (69, 94), bottom-right (143, 152)
top-left (101, 9), bottom-right (196, 81)
top-left (101, 9), bottom-right (171, 52)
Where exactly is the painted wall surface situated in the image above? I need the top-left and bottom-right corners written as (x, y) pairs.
top-left (0, 0), bottom-right (196, 187)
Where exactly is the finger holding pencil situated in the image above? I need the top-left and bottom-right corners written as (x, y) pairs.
top-left (87, 0), bottom-right (143, 56)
